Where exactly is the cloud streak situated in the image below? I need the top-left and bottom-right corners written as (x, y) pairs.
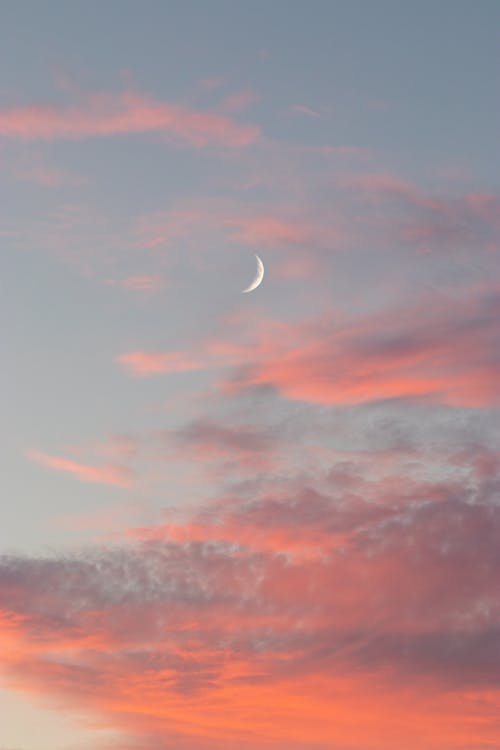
top-left (28, 449), bottom-right (134, 488)
top-left (0, 90), bottom-right (260, 147)
top-left (117, 286), bottom-right (500, 407)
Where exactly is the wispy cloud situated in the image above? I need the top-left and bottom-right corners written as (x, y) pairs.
top-left (165, 418), bottom-right (277, 474)
top-left (11, 153), bottom-right (85, 187)
top-left (219, 90), bottom-right (258, 114)
top-left (106, 274), bottom-right (164, 292)
top-left (290, 104), bottom-right (322, 118)
top-left (0, 89), bottom-right (260, 147)
top-left (344, 172), bottom-right (500, 253)
top-left (116, 286), bottom-right (500, 407)
top-left (116, 351), bottom-right (204, 377)
top-left (27, 449), bottom-right (134, 488)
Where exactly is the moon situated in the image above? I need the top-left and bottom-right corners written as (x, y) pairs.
top-left (242, 254), bottom-right (265, 293)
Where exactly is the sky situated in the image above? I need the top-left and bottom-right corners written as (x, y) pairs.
top-left (0, 2), bottom-right (499, 749)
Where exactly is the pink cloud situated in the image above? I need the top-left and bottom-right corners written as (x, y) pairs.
top-left (166, 419), bottom-right (277, 474)
top-left (12, 158), bottom-right (84, 187)
top-left (100, 434), bottom-right (139, 461)
top-left (116, 350), bottom-right (204, 377)
top-left (344, 173), bottom-right (500, 253)
top-left (464, 192), bottom-right (500, 225)
top-left (106, 274), bottom-right (163, 292)
top-left (27, 449), bottom-right (133, 488)
top-left (0, 90), bottom-right (260, 147)
top-left (275, 252), bottom-right (321, 279)
top-left (116, 287), bottom-right (500, 407)
top-left (1, 454), bottom-right (500, 749)
top-left (225, 294), bottom-right (500, 407)
top-left (345, 172), bottom-right (445, 211)
top-left (219, 90), bottom-right (258, 114)
top-left (199, 77), bottom-right (225, 91)
top-left (226, 214), bottom-right (313, 246)
top-left (132, 196), bottom-right (344, 282)
top-left (135, 205), bottom-right (316, 252)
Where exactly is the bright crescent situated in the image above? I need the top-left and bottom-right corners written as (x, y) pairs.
top-left (242, 254), bottom-right (264, 293)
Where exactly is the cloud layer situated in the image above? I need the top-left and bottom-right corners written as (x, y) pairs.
top-left (2, 434), bottom-right (500, 749)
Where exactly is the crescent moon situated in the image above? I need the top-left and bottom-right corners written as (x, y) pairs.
top-left (242, 254), bottom-right (265, 293)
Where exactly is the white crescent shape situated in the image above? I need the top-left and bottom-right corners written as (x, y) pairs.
top-left (242, 254), bottom-right (265, 293)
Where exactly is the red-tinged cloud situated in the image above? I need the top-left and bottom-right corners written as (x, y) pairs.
top-left (0, 90), bottom-right (260, 147)
top-left (1, 452), bottom-right (500, 749)
top-left (28, 449), bottom-right (133, 488)
top-left (117, 287), bottom-right (500, 407)
top-left (106, 274), bottom-right (163, 292)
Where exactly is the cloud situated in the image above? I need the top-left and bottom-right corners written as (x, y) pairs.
top-left (27, 449), bottom-right (134, 488)
top-left (219, 90), bottom-right (258, 114)
top-left (0, 90), bottom-right (260, 147)
top-left (127, 174), bottom-right (497, 308)
top-left (229, 292), bottom-right (499, 407)
top-left (117, 286), bottom-right (500, 407)
top-left (226, 214), bottom-right (316, 246)
top-left (344, 172), bottom-right (441, 209)
top-left (166, 418), bottom-right (277, 473)
top-left (290, 104), bottom-right (322, 118)
top-left (1, 451), bottom-right (500, 749)
top-left (116, 351), bottom-right (204, 377)
top-left (11, 155), bottom-right (85, 187)
top-left (134, 201), bottom-right (339, 256)
top-left (344, 173), bottom-right (500, 253)
top-left (106, 274), bottom-right (164, 292)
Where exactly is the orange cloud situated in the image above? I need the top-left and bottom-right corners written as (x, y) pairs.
top-left (28, 449), bottom-right (133, 487)
top-left (0, 90), bottom-right (260, 147)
